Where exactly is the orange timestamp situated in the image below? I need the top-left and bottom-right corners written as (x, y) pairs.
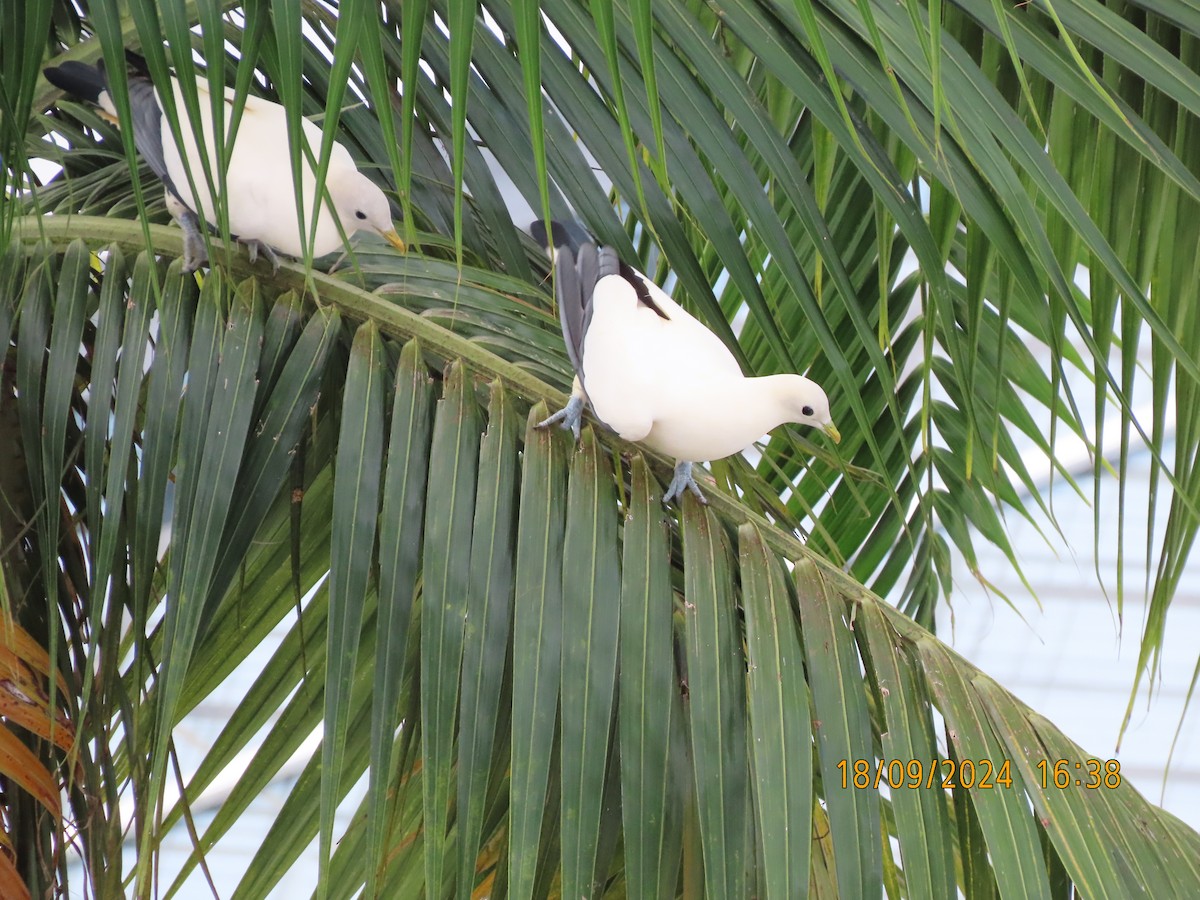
top-left (837, 758), bottom-right (1014, 790)
top-left (1036, 758), bottom-right (1122, 789)
top-left (836, 757), bottom-right (1122, 790)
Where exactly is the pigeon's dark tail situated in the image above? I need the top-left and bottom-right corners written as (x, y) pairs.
top-left (44, 62), bottom-right (108, 105)
top-left (530, 219), bottom-right (593, 256)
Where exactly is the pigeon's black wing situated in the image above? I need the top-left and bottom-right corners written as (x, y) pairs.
top-left (125, 79), bottom-right (172, 185)
top-left (555, 241), bottom-right (595, 379)
top-left (45, 61), bottom-right (179, 197)
top-left (533, 218), bottom-right (671, 383)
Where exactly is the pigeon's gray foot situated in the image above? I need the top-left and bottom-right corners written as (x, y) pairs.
top-left (537, 394), bottom-right (584, 441)
top-left (662, 460), bottom-right (707, 506)
top-left (179, 210), bottom-right (208, 273)
top-left (243, 239), bottom-right (281, 273)
top-left (166, 192), bottom-right (207, 272)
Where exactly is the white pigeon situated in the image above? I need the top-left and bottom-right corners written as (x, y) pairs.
top-left (532, 221), bottom-right (840, 504)
top-left (44, 57), bottom-right (405, 272)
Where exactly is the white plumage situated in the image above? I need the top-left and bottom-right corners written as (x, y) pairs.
top-left (45, 59), bottom-right (405, 270)
top-left (158, 78), bottom-right (400, 259)
top-left (534, 221), bottom-right (840, 504)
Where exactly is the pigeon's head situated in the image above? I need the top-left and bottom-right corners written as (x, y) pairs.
top-left (783, 376), bottom-right (840, 443)
top-left (329, 169), bottom-right (405, 252)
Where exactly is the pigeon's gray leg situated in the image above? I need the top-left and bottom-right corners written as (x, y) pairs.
top-left (179, 215), bottom-right (208, 273)
top-left (662, 460), bottom-right (707, 506)
top-left (538, 377), bottom-right (587, 440)
top-left (537, 394), bottom-right (584, 441)
top-left (166, 191), bottom-right (208, 273)
top-left (243, 239), bottom-right (281, 274)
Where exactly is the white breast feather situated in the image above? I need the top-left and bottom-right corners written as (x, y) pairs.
top-left (160, 77), bottom-right (356, 256)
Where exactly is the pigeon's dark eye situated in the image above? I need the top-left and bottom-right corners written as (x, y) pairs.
top-left (802, 405), bottom-right (814, 417)
top-left (355, 210), bottom-right (367, 220)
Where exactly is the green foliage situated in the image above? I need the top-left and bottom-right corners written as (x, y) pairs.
top-left (1, 0), bottom-right (1199, 897)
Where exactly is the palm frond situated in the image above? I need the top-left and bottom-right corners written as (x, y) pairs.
top-left (2, 0), bottom-right (1199, 895)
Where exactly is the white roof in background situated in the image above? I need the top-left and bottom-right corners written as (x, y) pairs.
top-left (939, 441), bottom-right (1200, 830)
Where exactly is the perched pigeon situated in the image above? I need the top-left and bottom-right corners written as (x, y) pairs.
top-left (44, 57), bottom-right (405, 271)
top-left (533, 220), bottom-right (840, 504)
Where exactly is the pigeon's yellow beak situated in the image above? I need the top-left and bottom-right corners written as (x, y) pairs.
top-left (381, 228), bottom-right (406, 252)
top-left (823, 422), bottom-right (842, 444)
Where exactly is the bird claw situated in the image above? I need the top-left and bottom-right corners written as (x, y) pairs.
top-left (662, 461), bottom-right (708, 506)
top-left (178, 209), bottom-right (208, 273)
top-left (244, 239), bottom-right (281, 274)
top-left (536, 395), bottom-right (584, 441)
